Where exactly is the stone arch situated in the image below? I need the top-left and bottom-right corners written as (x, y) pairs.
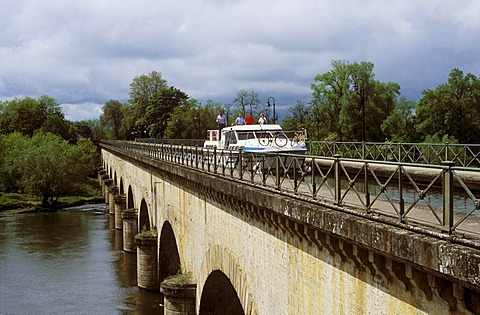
top-left (139, 198), bottom-right (150, 231)
top-left (198, 245), bottom-right (257, 315)
top-left (119, 178), bottom-right (124, 195)
top-left (113, 171), bottom-right (117, 186)
top-left (158, 221), bottom-right (180, 283)
top-left (127, 186), bottom-right (135, 209)
top-left (200, 270), bottom-right (244, 315)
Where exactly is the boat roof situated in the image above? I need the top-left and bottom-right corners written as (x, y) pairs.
top-left (223, 124), bottom-right (283, 132)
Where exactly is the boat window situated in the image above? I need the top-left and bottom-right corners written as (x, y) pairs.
top-left (237, 132), bottom-right (256, 140)
top-left (255, 131), bottom-right (271, 139)
top-left (225, 131), bottom-right (237, 143)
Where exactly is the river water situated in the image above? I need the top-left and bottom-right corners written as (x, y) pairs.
top-left (0, 204), bottom-right (164, 315)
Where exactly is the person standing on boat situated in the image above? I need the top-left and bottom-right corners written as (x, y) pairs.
top-left (235, 113), bottom-right (245, 125)
top-left (258, 113), bottom-right (267, 125)
top-left (245, 112), bottom-right (255, 125)
top-left (216, 110), bottom-right (227, 140)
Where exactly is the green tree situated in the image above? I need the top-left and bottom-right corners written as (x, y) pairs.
top-left (381, 97), bottom-right (417, 142)
top-left (18, 132), bottom-right (99, 208)
top-left (0, 132), bottom-right (31, 192)
top-left (415, 68), bottom-right (480, 143)
top-left (146, 86), bottom-right (189, 138)
top-left (0, 96), bottom-right (47, 136)
top-left (72, 121), bottom-right (94, 140)
top-left (37, 95), bottom-right (73, 141)
top-left (281, 100), bottom-right (312, 131)
top-left (100, 100), bottom-right (125, 139)
top-left (164, 99), bottom-right (220, 139)
top-left (0, 95), bottom-right (73, 140)
top-left (80, 119), bottom-right (109, 140)
top-left (310, 60), bottom-right (352, 140)
top-left (127, 71), bottom-right (168, 136)
top-left (310, 60), bottom-right (399, 141)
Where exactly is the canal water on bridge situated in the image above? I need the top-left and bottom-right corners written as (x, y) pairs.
top-left (0, 204), bottom-right (163, 315)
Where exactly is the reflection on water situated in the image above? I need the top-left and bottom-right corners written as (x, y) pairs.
top-left (312, 176), bottom-right (480, 217)
top-left (0, 204), bottom-right (163, 315)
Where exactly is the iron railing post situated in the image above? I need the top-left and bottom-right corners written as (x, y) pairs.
top-left (275, 154), bottom-right (280, 190)
top-left (195, 146), bottom-right (198, 169)
top-left (362, 141), bottom-right (365, 160)
top-left (364, 161), bottom-right (370, 212)
top-left (441, 161), bottom-right (455, 234)
top-left (398, 166), bottom-right (405, 222)
top-left (445, 142), bottom-right (449, 162)
top-left (213, 147), bottom-right (217, 173)
top-left (293, 157), bottom-right (298, 194)
top-left (311, 157), bottom-right (317, 199)
top-left (334, 154), bottom-right (342, 206)
top-left (238, 150), bottom-right (243, 180)
top-left (181, 145), bottom-right (184, 165)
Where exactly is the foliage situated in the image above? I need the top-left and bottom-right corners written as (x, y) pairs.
top-left (164, 99), bottom-right (222, 139)
top-left (100, 100), bottom-right (125, 139)
top-left (381, 97), bottom-right (418, 142)
top-left (126, 71), bottom-right (168, 137)
top-left (415, 68), bottom-right (480, 143)
top-left (78, 119), bottom-right (109, 140)
top-left (281, 100), bottom-right (312, 131)
top-left (0, 132), bottom-right (99, 208)
top-left (0, 132), bottom-right (31, 192)
top-left (162, 271), bottom-right (194, 288)
top-left (146, 86), bottom-right (189, 138)
top-left (310, 60), bottom-right (400, 142)
top-left (0, 95), bottom-right (75, 141)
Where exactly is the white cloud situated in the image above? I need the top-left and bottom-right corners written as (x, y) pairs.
top-left (1, 0), bottom-right (480, 121)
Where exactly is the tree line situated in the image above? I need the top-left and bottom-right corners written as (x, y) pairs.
top-left (2, 59), bottom-right (478, 206)
top-left (98, 63), bottom-right (480, 144)
top-left (0, 95), bottom-right (99, 208)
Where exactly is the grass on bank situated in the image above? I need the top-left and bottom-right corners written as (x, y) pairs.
top-left (0, 177), bottom-right (104, 215)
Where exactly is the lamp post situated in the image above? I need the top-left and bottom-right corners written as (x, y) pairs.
top-left (266, 96), bottom-right (276, 124)
top-left (353, 78), bottom-right (370, 209)
top-left (353, 81), bottom-right (366, 143)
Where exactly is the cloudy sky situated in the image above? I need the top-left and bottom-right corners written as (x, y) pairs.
top-left (1, 0), bottom-right (479, 121)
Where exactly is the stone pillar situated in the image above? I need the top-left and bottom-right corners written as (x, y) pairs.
top-left (103, 178), bottom-right (113, 204)
top-left (114, 194), bottom-right (126, 230)
top-left (100, 173), bottom-right (109, 197)
top-left (136, 232), bottom-right (158, 291)
top-left (122, 208), bottom-right (138, 252)
top-left (98, 168), bottom-right (106, 186)
top-left (108, 185), bottom-right (118, 215)
top-left (160, 274), bottom-right (196, 315)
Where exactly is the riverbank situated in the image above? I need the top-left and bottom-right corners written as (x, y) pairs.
top-left (0, 193), bottom-right (105, 215)
top-left (0, 178), bottom-right (104, 215)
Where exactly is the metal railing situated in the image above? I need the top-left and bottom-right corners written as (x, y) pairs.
top-left (101, 140), bottom-right (480, 247)
top-left (135, 139), bottom-right (480, 168)
top-left (308, 141), bottom-right (480, 167)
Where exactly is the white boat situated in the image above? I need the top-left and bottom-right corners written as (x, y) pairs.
top-left (203, 124), bottom-right (307, 171)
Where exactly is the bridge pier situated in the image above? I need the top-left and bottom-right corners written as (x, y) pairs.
top-left (98, 168), bottom-right (107, 187)
top-left (114, 194), bottom-right (126, 230)
top-left (135, 232), bottom-right (158, 291)
top-left (108, 185), bottom-right (118, 215)
top-left (103, 178), bottom-right (113, 204)
top-left (122, 208), bottom-right (138, 252)
top-left (160, 276), bottom-right (196, 315)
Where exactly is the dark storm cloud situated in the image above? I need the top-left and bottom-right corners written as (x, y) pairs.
top-left (1, 0), bottom-right (479, 121)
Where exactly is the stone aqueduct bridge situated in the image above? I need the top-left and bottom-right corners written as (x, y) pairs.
top-left (99, 142), bottom-right (480, 315)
